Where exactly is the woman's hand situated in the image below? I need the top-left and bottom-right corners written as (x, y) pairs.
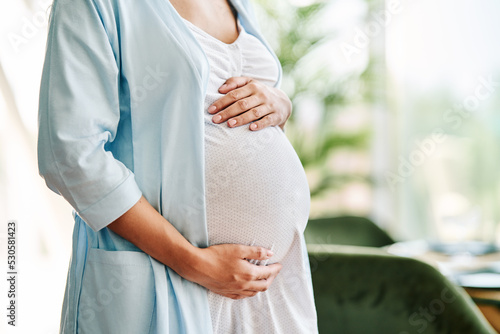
top-left (108, 196), bottom-right (282, 301)
top-left (208, 77), bottom-right (292, 131)
top-left (182, 243), bottom-right (283, 299)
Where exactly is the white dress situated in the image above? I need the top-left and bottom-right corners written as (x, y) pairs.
top-left (182, 17), bottom-right (318, 334)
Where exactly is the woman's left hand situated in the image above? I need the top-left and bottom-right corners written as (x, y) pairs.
top-left (208, 77), bottom-right (292, 131)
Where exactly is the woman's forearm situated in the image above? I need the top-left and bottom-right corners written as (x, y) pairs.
top-left (107, 196), bottom-right (201, 279)
top-left (107, 195), bottom-right (282, 299)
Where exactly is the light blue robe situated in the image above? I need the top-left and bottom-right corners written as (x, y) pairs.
top-left (37, 0), bottom-right (283, 332)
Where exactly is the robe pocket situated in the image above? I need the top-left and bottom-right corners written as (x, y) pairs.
top-left (77, 248), bottom-right (155, 334)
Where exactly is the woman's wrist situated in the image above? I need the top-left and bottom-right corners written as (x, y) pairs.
top-left (172, 243), bottom-right (208, 282)
top-left (107, 196), bottom-right (207, 283)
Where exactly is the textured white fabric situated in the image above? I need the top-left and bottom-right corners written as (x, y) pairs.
top-left (182, 17), bottom-right (318, 334)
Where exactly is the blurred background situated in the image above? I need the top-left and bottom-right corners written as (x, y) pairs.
top-left (1, 0), bottom-right (500, 332)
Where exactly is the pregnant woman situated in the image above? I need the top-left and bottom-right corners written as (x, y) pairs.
top-left (37, 0), bottom-right (318, 333)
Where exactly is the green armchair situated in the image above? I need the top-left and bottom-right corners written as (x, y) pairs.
top-left (305, 217), bottom-right (496, 334)
top-left (304, 216), bottom-right (395, 248)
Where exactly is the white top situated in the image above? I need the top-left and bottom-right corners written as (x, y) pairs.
top-left (183, 17), bottom-right (318, 334)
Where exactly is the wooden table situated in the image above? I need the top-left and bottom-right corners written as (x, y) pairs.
top-left (386, 240), bottom-right (500, 333)
top-left (464, 288), bottom-right (500, 333)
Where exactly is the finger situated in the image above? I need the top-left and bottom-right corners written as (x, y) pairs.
top-left (244, 264), bottom-right (282, 291)
top-left (246, 277), bottom-right (275, 293)
top-left (228, 104), bottom-right (270, 128)
top-left (209, 85), bottom-right (253, 119)
top-left (220, 293), bottom-right (244, 300)
top-left (249, 113), bottom-right (281, 131)
top-left (249, 263), bottom-right (282, 282)
top-left (218, 76), bottom-right (253, 94)
top-left (238, 290), bottom-right (260, 297)
top-left (223, 96), bottom-right (263, 127)
top-left (254, 262), bottom-right (282, 279)
top-left (240, 245), bottom-right (274, 261)
top-left (220, 292), bottom-right (256, 300)
top-left (216, 290), bottom-right (258, 298)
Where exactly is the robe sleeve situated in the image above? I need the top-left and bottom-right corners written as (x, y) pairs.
top-left (37, 0), bottom-right (142, 232)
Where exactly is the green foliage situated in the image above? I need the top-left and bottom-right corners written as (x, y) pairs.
top-left (254, 0), bottom-right (374, 199)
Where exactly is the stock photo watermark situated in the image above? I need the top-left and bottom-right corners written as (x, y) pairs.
top-left (130, 65), bottom-right (169, 108)
top-left (340, 0), bottom-right (408, 63)
top-left (181, 124), bottom-right (281, 219)
top-left (385, 75), bottom-right (498, 191)
top-left (399, 287), bottom-right (457, 334)
top-left (6, 220), bottom-right (18, 327)
top-left (8, 0), bottom-right (52, 53)
top-left (78, 266), bottom-right (139, 324)
top-left (242, 264), bottom-right (312, 331)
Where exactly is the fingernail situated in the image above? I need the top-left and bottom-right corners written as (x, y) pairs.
top-left (228, 119), bottom-right (236, 127)
top-left (267, 250), bottom-right (274, 257)
top-left (220, 84), bottom-right (227, 90)
top-left (250, 123), bottom-right (257, 130)
top-left (212, 115), bottom-right (221, 123)
top-left (208, 105), bottom-right (216, 113)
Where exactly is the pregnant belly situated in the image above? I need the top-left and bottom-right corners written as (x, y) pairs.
top-left (204, 121), bottom-right (311, 264)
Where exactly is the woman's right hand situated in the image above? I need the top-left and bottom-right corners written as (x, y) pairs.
top-left (181, 244), bottom-right (283, 300)
top-left (106, 196), bottom-right (281, 300)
